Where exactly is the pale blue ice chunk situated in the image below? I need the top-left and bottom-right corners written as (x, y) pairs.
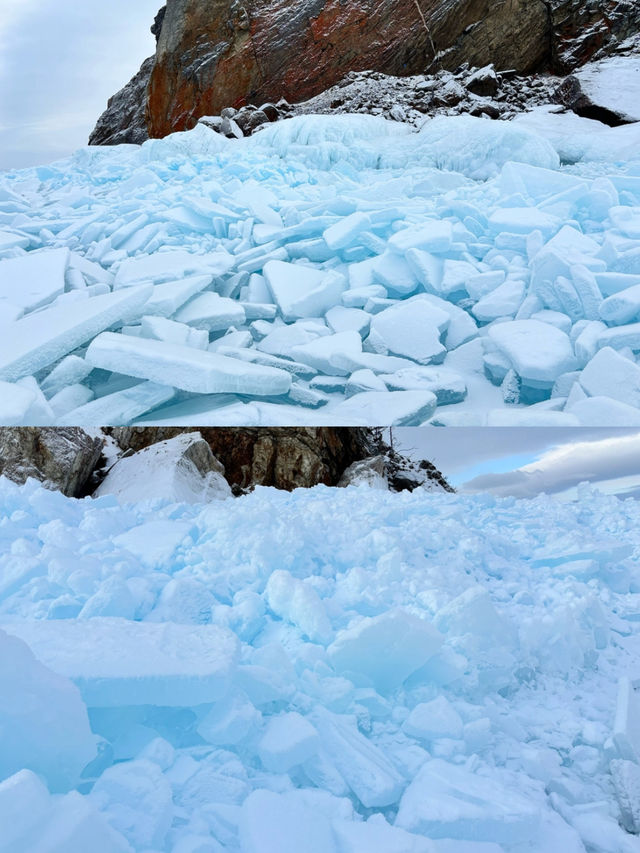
top-left (0, 284), bottom-right (153, 382)
top-left (85, 332), bottom-right (292, 395)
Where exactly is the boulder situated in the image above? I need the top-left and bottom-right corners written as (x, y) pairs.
top-left (94, 432), bottom-right (232, 504)
top-left (555, 56), bottom-right (640, 125)
top-left (338, 456), bottom-right (389, 489)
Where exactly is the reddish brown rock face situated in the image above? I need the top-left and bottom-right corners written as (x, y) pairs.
top-left (147, 0), bottom-right (551, 137)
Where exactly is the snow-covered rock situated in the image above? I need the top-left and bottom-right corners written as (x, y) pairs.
top-left (94, 432), bottom-right (231, 504)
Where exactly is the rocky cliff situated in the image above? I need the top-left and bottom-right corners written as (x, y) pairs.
top-left (91, 0), bottom-right (640, 145)
top-left (0, 428), bottom-right (452, 496)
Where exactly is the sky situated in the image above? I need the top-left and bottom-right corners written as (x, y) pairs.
top-left (0, 0), bottom-right (160, 170)
top-left (396, 428), bottom-right (640, 500)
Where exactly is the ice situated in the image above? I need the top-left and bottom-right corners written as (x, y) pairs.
top-left (264, 569), bottom-right (332, 643)
top-left (569, 396), bottom-right (640, 426)
top-left (333, 815), bottom-right (436, 853)
top-left (472, 280), bottom-right (526, 323)
top-left (2, 619), bottom-right (238, 707)
top-left (612, 678), bottom-right (640, 763)
top-left (91, 759), bottom-right (172, 849)
top-left (239, 789), bottom-right (338, 853)
top-left (402, 696), bottom-right (464, 742)
top-left (323, 213), bottom-right (371, 251)
top-left (0, 771), bottom-right (131, 853)
top-left (41, 355), bottom-right (93, 398)
top-left (326, 306), bottom-right (371, 337)
top-left (0, 629), bottom-right (96, 792)
top-left (264, 261), bottom-right (346, 321)
top-left (112, 519), bottom-right (195, 567)
top-left (488, 208), bottom-right (560, 238)
top-left (197, 691), bottom-right (261, 746)
top-left (328, 608), bottom-right (442, 692)
top-left (94, 433), bottom-right (232, 504)
top-left (388, 221), bottom-right (453, 254)
top-left (0, 248), bottom-right (69, 313)
top-left (599, 321), bottom-right (640, 352)
top-left (143, 274), bottom-right (213, 318)
top-left (0, 771), bottom-right (54, 853)
top-left (49, 384), bottom-right (95, 419)
top-left (0, 476), bottom-right (639, 848)
top-left (368, 298), bottom-right (449, 364)
top-left (85, 333), bottom-right (292, 395)
top-left (4, 107), bottom-right (640, 421)
top-left (331, 390), bottom-right (437, 425)
top-left (413, 116), bottom-right (560, 179)
top-left (114, 249), bottom-right (234, 287)
top-left (395, 760), bottom-right (540, 842)
top-left (488, 320), bottom-right (577, 387)
top-left (0, 380), bottom-right (41, 425)
top-left (174, 293), bottom-right (246, 331)
top-left (289, 330), bottom-right (362, 375)
top-left (56, 381), bottom-right (175, 426)
top-left (311, 708), bottom-right (406, 807)
top-left (258, 712), bottom-right (319, 773)
top-left (382, 367), bottom-right (467, 404)
top-left (579, 346), bottom-right (640, 407)
top-left (610, 759), bottom-right (640, 834)
top-left (0, 284), bottom-right (152, 383)
top-left (140, 315), bottom-right (209, 350)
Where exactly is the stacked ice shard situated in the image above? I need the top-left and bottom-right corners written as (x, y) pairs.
top-left (1, 111), bottom-right (640, 425)
top-left (1, 478), bottom-right (639, 851)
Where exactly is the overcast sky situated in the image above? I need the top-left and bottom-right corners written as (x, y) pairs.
top-left (0, 0), bottom-right (160, 170)
top-left (396, 428), bottom-right (640, 500)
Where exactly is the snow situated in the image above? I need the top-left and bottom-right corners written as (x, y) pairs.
top-left (95, 433), bottom-right (231, 505)
top-left (2, 110), bottom-right (640, 424)
top-left (574, 56), bottom-right (640, 124)
top-left (2, 476), bottom-right (639, 850)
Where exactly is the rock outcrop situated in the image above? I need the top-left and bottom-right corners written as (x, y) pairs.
top-left (0, 428), bottom-right (452, 496)
top-left (89, 8), bottom-right (165, 147)
top-left (146, 0), bottom-right (551, 138)
top-left (106, 427), bottom-right (377, 492)
top-left (89, 57), bottom-right (155, 147)
top-left (90, 0), bottom-right (640, 145)
top-left (0, 428), bottom-right (104, 497)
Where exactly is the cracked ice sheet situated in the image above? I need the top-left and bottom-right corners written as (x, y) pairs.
top-left (2, 112), bottom-right (640, 425)
top-left (1, 479), bottom-right (640, 851)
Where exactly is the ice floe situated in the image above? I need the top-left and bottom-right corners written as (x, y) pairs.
top-left (2, 113), bottom-right (640, 424)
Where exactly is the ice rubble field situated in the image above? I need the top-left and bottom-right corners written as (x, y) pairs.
top-left (2, 111), bottom-right (640, 425)
top-left (2, 478), bottom-right (640, 852)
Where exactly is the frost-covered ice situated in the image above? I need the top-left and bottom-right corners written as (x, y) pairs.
top-left (1, 112), bottom-right (640, 424)
top-left (1, 476), bottom-right (640, 851)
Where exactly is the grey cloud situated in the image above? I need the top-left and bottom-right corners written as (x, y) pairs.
top-left (0, 0), bottom-right (160, 169)
top-left (462, 432), bottom-right (640, 498)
